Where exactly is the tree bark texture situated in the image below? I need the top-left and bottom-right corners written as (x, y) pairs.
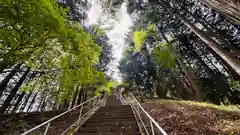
top-left (201, 0), bottom-right (240, 25)
top-left (176, 14), bottom-right (240, 77)
top-left (0, 68), bottom-right (29, 114)
top-left (0, 64), bottom-right (21, 97)
top-left (11, 92), bottom-right (25, 113)
top-left (19, 92), bottom-right (32, 112)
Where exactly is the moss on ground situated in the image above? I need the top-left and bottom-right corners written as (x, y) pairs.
top-left (152, 99), bottom-right (240, 112)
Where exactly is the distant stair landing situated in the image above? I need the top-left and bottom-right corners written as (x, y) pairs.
top-left (75, 95), bottom-right (140, 135)
top-left (105, 95), bottom-right (122, 106)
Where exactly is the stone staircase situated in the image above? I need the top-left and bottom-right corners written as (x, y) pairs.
top-left (75, 95), bottom-right (140, 135)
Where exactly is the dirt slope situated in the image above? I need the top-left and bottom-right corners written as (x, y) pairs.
top-left (142, 100), bottom-right (240, 135)
top-left (0, 109), bottom-right (79, 135)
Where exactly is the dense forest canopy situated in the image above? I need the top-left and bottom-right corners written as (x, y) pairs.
top-left (0, 0), bottom-right (240, 114)
top-left (0, 0), bottom-right (115, 114)
top-left (116, 0), bottom-right (240, 105)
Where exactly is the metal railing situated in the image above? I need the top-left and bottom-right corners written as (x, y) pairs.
top-left (119, 93), bottom-right (125, 105)
top-left (21, 95), bottom-right (106, 135)
top-left (120, 93), bottom-right (168, 135)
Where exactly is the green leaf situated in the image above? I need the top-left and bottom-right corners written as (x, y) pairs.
top-left (152, 42), bottom-right (176, 69)
top-left (132, 29), bottom-right (148, 52)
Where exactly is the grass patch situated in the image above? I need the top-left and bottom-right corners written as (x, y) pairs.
top-left (146, 99), bottom-right (240, 113)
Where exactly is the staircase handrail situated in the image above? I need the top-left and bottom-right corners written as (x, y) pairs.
top-left (21, 96), bottom-right (100, 135)
top-left (124, 93), bottom-right (168, 135)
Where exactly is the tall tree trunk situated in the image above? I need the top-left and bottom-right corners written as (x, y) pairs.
top-left (159, 0), bottom-right (240, 79)
top-left (200, 0), bottom-right (240, 25)
top-left (83, 92), bottom-right (87, 102)
top-left (176, 14), bottom-right (240, 78)
top-left (53, 93), bottom-right (59, 110)
top-left (170, 76), bottom-right (184, 99)
top-left (142, 43), bottom-right (166, 98)
top-left (37, 95), bottom-right (46, 112)
top-left (160, 32), bottom-right (194, 93)
top-left (194, 41), bottom-right (226, 72)
top-left (175, 62), bottom-right (196, 96)
top-left (70, 87), bottom-right (79, 108)
top-left (11, 72), bottom-right (37, 113)
top-left (176, 59), bottom-right (202, 100)
top-left (40, 99), bottom-right (46, 112)
top-left (180, 2), bottom-right (240, 57)
top-left (61, 99), bottom-right (69, 110)
top-left (11, 92), bottom-right (25, 113)
top-left (77, 87), bottom-right (83, 105)
top-left (154, 77), bottom-right (166, 98)
top-left (74, 86), bottom-right (81, 106)
top-left (27, 93), bottom-right (37, 112)
top-left (53, 98), bottom-right (57, 110)
top-left (159, 27), bottom-right (201, 99)
top-left (52, 87), bottom-right (60, 110)
top-left (0, 68), bottom-right (29, 114)
top-left (190, 11), bottom-right (240, 57)
top-left (179, 34), bottom-right (215, 76)
top-left (19, 92), bottom-right (32, 112)
top-left (178, 77), bottom-right (195, 94)
top-left (0, 64), bottom-right (21, 97)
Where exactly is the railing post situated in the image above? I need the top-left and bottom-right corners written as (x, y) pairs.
top-left (150, 120), bottom-right (155, 135)
top-left (43, 122), bottom-right (50, 135)
top-left (129, 93), bottom-right (168, 135)
top-left (21, 96), bottom-right (100, 135)
top-left (133, 101), bottom-right (150, 135)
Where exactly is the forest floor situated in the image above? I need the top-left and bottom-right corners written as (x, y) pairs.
top-left (142, 100), bottom-right (240, 135)
top-left (0, 109), bottom-right (80, 135)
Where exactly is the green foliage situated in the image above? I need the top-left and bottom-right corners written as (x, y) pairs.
top-left (151, 42), bottom-right (176, 68)
top-left (0, 0), bottom-right (112, 101)
top-left (122, 47), bottom-right (133, 59)
top-left (228, 78), bottom-right (240, 90)
top-left (95, 81), bottom-right (117, 96)
top-left (121, 82), bottom-right (130, 87)
top-left (0, 0), bottom-right (66, 63)
top-left (132, 23), bottom-right (158, 52)
top-left (20, 84), bottom-right (29, 93)
top-left (147, 23), bottom-right (155, 31)
top-left (132, 29), bottom-right (148, 51)
top-left (89, 24), bottom-right (105, 37)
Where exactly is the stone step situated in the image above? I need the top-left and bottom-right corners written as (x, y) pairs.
top-left (78, 126), bottom-right (139, 133)
top-left (97, 109), bottom-right (133, 112)
top-left (82, 121), bottom-right (138, 127)
top-left (74, 96), bottom-right (139, 135)
top-left (98, 105), bottom-right (131, 109)
top-left (92, 112), bottom-right (134, 117)
top-left (86, 118), bottom-right (136, 123)
top-left (90, 114), bottom-right (135, 119)
top-left (75, 132), bottom-right (141, 135)
top-left (98, 105), bottom-right (131, 108)
top-left (96, 110), bottom-right (133, 113)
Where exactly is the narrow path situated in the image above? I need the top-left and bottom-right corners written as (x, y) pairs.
top-left (75, 95), bottom-right (140, 135)
top-left (105, 95), bottom-right (122, 106)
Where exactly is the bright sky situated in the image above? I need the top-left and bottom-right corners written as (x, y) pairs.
top-left (87, 1), bottom-right (133, 82)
